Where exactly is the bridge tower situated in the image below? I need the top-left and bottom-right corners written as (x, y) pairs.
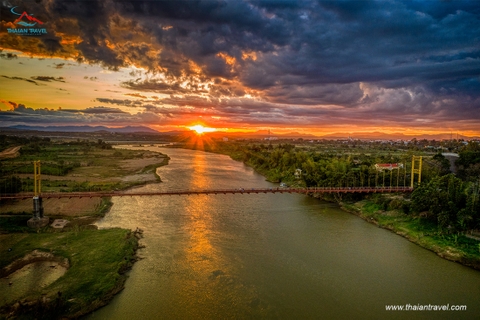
top-left (410, 156), bottom-right (422, 188)
top-left (34, 160), bottom-right (41, 197)
top-left (27, 160), bottom-right (49, 228)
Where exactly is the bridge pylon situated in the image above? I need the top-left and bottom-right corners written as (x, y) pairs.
top-left (410, 156), bottom-right (422, 188)
top-left (34, 160), bottom-right (41, 196)
top-left (28, 160), bottom-right (48, 228)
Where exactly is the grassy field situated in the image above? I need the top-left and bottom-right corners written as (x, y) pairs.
top-left (1, 142), bottom-right (168, 217)
top-left (0, 228), bottom-right (139, 319)
top-left (1, 142), bottom-right (168, 194)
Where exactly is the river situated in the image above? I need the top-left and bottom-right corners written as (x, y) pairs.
top-left (88, 146), bottom-right (480, 319)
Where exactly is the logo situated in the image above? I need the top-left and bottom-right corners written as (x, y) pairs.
top-left (7, 6), bottom-right (47, 36)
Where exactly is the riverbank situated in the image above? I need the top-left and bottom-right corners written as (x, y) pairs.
top-left (336, 198), bottom-right (480, 270)
top-left (0, 228), bottom-right (142, 319)
top-left (0, 142), bottom-right (169, 318)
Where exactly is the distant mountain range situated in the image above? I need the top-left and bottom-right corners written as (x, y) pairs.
top-left (1, 126), bottom-right (478, 140)
top-left (3, 125), bottom-right (159, 133)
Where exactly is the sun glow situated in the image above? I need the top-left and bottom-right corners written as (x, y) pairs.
top-left (188, 125), bottom-right (217, 135)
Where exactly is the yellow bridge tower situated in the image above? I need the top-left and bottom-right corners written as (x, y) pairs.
top-left (28, 160), bottom-right (48, 228)
top-left (411, 156), bottom-right (422, 188)
top-left (34, 160), bottom-right (41, 196)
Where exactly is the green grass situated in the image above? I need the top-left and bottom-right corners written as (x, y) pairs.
top-left (361, 201), bottom-right (383, 215)
top-left (0, 228), bottom-right (138, 318)
top-left (0, 216), bottom-right (32, 233)
top-left (94, 197), bottom-right (113, 217)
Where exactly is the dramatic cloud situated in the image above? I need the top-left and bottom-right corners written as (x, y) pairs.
top-left (0, 0), bottom-right (479, 134)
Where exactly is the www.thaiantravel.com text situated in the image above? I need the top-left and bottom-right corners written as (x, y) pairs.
top-left (385, 304), bottom-right (467, 311)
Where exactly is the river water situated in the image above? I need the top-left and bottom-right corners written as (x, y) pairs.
top-left (89, 146), bottom-right (480, 319)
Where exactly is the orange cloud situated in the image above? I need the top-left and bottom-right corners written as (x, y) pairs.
top-left (216, 52), bottom-right (236, 66)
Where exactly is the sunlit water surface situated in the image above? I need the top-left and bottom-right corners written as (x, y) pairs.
top-left (87, 146), bottom-right (480, 319)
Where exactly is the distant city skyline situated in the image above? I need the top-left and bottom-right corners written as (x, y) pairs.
top-left (1, 0), bottom-right (479, 137)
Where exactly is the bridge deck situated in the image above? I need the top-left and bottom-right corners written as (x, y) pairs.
top-left (0, 187), bottom-right (413, 200)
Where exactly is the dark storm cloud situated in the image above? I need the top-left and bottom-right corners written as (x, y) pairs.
top-left (3, 0), bottom-right (480, 127)
top-left (265, 83), bottom-right (365, 106)
top-left (8, 1), bottom-right (480, 82)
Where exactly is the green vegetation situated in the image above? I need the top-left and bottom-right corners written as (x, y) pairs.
top-left (0, 135), bottom-right (168, 193)
top-left (456, 141), bottom-right (480, 181)
top-left (94, 197), bottom-right (114, 217)
top-left (411, 174), bottom-right (480, 231)
top-left (0, 228), bottom-right (139, 319)
top-left (174, 140), bottom-right (438, 187)
top-left (0, 216), bottom-right (32, 233)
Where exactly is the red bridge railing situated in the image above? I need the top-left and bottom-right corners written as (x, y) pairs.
top-left (0, 186), bottom-right (413, 200)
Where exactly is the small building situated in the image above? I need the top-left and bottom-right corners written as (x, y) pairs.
top-left (294, 168), bottom-right (302, 179)
top-left (374, 163), bottom-right (404, 171)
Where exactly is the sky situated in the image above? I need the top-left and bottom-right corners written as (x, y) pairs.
top-left (0, 0), bottom-right (479, 137)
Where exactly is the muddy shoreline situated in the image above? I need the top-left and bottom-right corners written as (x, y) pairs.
top-left (0, 250), bottom-right (69, 279)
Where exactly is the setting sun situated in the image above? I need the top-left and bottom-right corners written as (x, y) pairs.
top-left (188, 125), bottom-right (217, 135)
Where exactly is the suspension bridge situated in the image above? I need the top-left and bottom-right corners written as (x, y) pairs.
top-left (2, 156), bottom-right (422, 227)
top-left (0, 186), bottom-right (414, 200)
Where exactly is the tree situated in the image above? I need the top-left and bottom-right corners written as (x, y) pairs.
top-left (0, 176), bottom-right (22, 194)
top-left (411, 174), bottom-right (471, 231)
